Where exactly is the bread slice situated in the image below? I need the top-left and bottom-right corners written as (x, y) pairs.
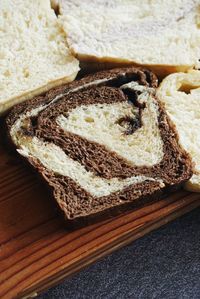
top-left (58, 0), bottom-right (200, 77)
top-left (7, 67), bottom-right (192, 226)
top-left (157, 70), bottom-right (200, 192)
top-left (0, 0), bottom-right (79, 115)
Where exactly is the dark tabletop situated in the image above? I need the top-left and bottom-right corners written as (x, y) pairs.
top-left (38, 207), bottom-right (200, 299)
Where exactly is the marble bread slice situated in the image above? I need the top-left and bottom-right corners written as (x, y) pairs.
top-left (7, 67), bottom-right (192, 226)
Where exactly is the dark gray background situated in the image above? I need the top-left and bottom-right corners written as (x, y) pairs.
top-left (38, 207), bottom-right (200, 299)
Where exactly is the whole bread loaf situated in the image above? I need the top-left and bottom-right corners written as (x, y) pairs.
top-left (58, 0), bottom-right (200, 77)
top-left (7, 67), bottom-right (192, 226)
top-left (157, 70), bottom-right (200, 192)
top-left (0, 0), bottom-right (79, 115)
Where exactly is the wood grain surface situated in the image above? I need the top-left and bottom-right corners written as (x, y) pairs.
top-left (0, 129), bottom-right (200, 299)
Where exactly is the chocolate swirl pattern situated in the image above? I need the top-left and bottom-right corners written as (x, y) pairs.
top-left (7, 68), bottom-right (192, 225)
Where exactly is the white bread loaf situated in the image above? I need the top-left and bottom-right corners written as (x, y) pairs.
top-left (0, 0), bottom-right (79, 115)
top-left (58, 0), bottom-right (200, 77)
top-left (157, 70), bottom-right (200, 192)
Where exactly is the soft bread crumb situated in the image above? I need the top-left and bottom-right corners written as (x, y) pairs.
top-left (0, 0), bottom-right (79, 114)
top-left (10, 80), bottom-right (165, 198)
top-left (57, 99), bottom-right (163, 167)
top-left (58, 0), bottom-right (200, 74)
top-left (157, 70), bottom-right (200, 192)
top-left (17, 137), bottom-right (162, 197)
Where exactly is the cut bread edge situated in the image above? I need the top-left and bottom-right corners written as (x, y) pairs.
top-left (0, 0), bottom-right (80, 116)
top-left (72, 52), bottom-right (193, 79)
top-left (157, 70), bottom-right (200, 192)
top-left (0, 71), bottom-right (78, 116)
top-left (57, 1), bottom-right (198, 79)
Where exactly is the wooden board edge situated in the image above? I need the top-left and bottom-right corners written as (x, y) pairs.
top-left (17, 200), bottom-right (200, 299)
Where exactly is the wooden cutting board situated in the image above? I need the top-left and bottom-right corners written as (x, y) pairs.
top-left (0, 128), bottom-right (200, 299)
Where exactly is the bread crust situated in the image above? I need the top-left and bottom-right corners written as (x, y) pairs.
top-left (78, 55), bottom-right (192, 79)
top-left (0, 72), bottom-right (78, 116)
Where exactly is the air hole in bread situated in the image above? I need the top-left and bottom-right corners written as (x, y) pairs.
top-left (0, 52), bottom-right (5, 59)
top-left (25, 20), bottom-right (30, 28)
top-left (23, 69), bottom-right (30, 78)
top-left (3, 70), bottom-right (10, 77)
top-left (48, 34), bottom-right (55, 41)
top-left (85, 117), bottom-right (94, 123)
top-left (30, 116), bottom-right (38, 128)
top-left (117, 114), bottom-right (142, 135)
top-left (3, 11), bottom-right (8, 18)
